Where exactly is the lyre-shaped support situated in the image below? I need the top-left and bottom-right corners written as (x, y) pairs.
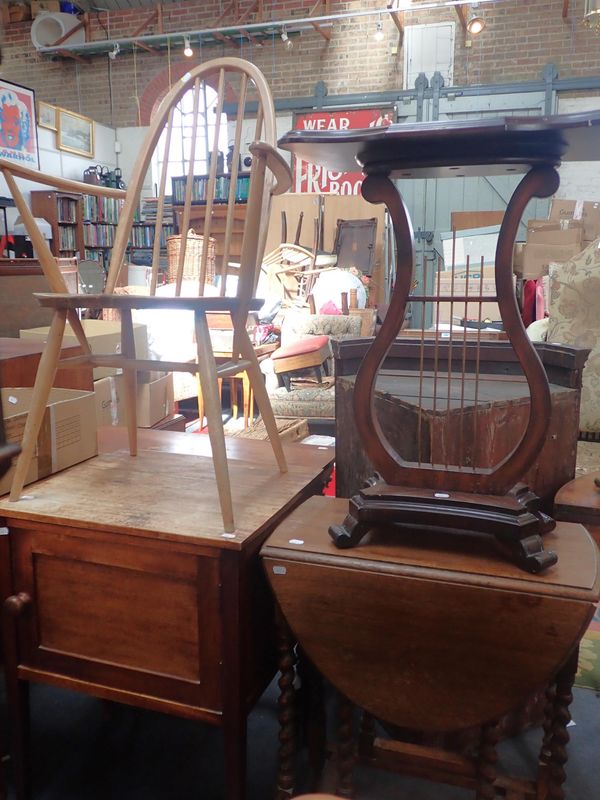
top-left (330, 165), bottom-right (562, 573)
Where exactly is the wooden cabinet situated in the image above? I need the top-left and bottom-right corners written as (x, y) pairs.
top-left (333, 338), bottom-right (588, 506)
top-left (0, 430), bottom-right (334, 800)
top-left (30, 190), bottom-right (84, 259)
top-left (173, 204), bottom-right (247, 276)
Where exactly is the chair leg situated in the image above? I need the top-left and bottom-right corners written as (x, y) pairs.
top-left (9, 310), bottom-right (67, 501)
top-left (239, 330), bottom-right (288, 473)
top-left (120, 309), bottom-right (138, 457)
top-left (196, 374), bottom-right (205, 429)
top-left (194, 310), bottom-right (235, 533)
top-left (230, 378), bottom-right (239, 420)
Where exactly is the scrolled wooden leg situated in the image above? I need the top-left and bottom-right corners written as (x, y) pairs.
top-left (336, 693), bottom-right (355, 799)
top-left (2, 593), bottom-right (32, 800)
top-left (275, 605), bottom-right (297, 800)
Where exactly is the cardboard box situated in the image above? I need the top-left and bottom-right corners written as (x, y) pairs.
top-left (94, 372), bottom-right (174, 429)
top-left (0, 386), bottom-right (97, 495)
top-left (94, 375), bottom-right (122, 428)
top-left (137, 373), bottom-right (174, 428)
top-left (20, 319), bottom-right (149, 381)
top-left (437, 267), bottom-right (499, 324)
top-left (31, 1), bottom-right (61, 17)
top-left (549, 199), bottom-right (600, 243)
top-left (526, 219), bottom-right (583, 247)
top-left (519, 242), bottom-right (582, 281)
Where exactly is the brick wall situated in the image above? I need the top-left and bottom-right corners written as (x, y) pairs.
top-left (1, 0), bottom-right (599, 128)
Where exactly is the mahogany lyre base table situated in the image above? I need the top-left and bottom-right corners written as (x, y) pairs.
top-left (261, 495), bottom-right (600, 800)
top-left (0, 428), bottom-right (334, 800)
top-left (279, 112), bottom-right (600, 573)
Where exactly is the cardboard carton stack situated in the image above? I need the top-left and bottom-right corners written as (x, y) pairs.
top-left (515, 199), bottom-right (600, 281)
top-left (0, 387), bottom-right (97, 495)
top-left (18, 319), bottom-right (175, 431)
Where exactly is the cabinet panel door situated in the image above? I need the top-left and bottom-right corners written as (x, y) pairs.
top-left (11, 526), bottom-right (222, 712)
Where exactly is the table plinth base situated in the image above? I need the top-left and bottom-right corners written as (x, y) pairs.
top-left (329, 481), bottom-right (558, 574)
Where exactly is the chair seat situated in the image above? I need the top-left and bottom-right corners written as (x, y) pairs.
top-left (272, 334), bottom-right (330, 361)
top-left (272, 335), bottom-right (332, 376)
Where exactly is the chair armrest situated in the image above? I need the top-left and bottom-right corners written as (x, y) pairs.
top-left (0, 158), bottom-right (126, 200)
top-left (249, 142), bottom-right (292, 196)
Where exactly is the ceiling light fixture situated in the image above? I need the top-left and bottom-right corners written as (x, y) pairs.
top-left (183, 36), bottom-right (193, 57)
top-left (584, 0), bottom-right (600, 30)
top-left (374, 20), bottom-right (385, 41)
top-left (466, 14), bottom-right (486, 35)
top-left (280, 27), bottom-right (293, 50)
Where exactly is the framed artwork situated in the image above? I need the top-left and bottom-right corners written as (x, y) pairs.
top-left (0, 78), bottom-right (39, 169)
top-left (37, 101), bottom-right (57, 131)
top-left (57, 107), bottom-right (94, 158)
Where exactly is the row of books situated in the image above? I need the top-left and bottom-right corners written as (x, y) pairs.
top-left (171, 174), bottom-right (251, 204)
top-left (58, 226), bottom-right (78, 251)
top-left (82, 195), bottom-right (124, 224)
top-left (57, 197), bottom-right (78, 223)
top-left (130, 223), bottom-right (175, 248)
top-left (83, 223), bottom-right (117, 248)
top-left (142, 195), bottom-right (174, 224)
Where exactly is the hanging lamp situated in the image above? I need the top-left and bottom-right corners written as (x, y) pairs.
top-left (584, 0), bottom-right (600, 29)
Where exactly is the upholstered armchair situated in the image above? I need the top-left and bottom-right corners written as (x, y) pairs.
top-left (538, 239), bottom-right (600, 435)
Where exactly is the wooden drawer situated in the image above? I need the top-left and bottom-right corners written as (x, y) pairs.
top-left (10, 523), bottom-right (223, 713)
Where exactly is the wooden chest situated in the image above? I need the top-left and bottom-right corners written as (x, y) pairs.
top-left (333, 339), bottom-right (588, 506)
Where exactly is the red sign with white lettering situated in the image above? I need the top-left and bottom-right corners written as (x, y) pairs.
top-left (293, 109), bottom-right (393, 194)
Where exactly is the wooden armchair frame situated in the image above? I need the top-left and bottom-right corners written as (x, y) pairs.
top-left (0, 57), bottom-right (291, 532)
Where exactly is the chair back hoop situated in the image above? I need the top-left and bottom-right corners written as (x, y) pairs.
top-left (104, 57), bottom-right (280, 306)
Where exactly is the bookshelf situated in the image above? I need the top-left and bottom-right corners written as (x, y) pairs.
top-left (171, 173), bottom-right (251, 205)
top-left (171, 177), bottom-right (249, 275)
top-left (31, 191), bottom-right (85, 259)
top-left (82, 195), bottom-right (125, 269)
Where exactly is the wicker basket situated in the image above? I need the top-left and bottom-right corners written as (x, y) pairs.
top-left (166, 230), bottom-right (216, 284)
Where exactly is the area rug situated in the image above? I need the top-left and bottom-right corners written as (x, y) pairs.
top-left (575, 604), bottom-right (600, 690)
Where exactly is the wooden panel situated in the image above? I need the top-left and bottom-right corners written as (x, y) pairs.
top-left (11, 526), bottom-right (223, 708)
top-left (35, 554), bottom-right (201, 680)
top-left (267, 558), bottom-right (590, 732)
top-left (335, 371), bottom-right (579, 504)
top-left (450, 210), bottom-right (505, 231)
top-left (0, 338), bottom-right (93, 391)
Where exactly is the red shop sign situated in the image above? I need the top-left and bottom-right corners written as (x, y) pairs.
top-left (292, 109), bottom-right (393, 195)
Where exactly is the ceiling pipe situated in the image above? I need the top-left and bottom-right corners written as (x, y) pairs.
top-left (36, 0), bottom-right (507, 57)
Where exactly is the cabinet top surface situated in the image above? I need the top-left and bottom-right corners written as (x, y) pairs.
top-left (262, 496), bottom-right (600, 600)
top-left (0, 430), bottom-right (334, 550)
top-left (278, 111), bottom-right (600, 178)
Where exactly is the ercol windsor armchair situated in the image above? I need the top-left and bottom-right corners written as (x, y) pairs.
top-left (0, 57), bottom-right (290, 532)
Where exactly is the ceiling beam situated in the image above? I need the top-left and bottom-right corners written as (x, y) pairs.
top-left (455, 3), bottom-right (469, 31)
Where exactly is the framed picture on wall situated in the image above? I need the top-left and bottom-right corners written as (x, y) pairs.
top-left (57, 107), bottom-right (94, 158)
top-left (0, 78), bottom-right (39, 169)
top-left (37, 101), bottom-right (57, 131)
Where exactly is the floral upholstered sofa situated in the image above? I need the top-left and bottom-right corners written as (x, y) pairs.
top-left (542, 238), bottom-right (600, 434)
top-left (260, 309), bottom-right (363, 424)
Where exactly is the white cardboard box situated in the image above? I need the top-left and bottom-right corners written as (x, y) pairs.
top-left (0, 386), bottom-right (97, 495)
top-left (94, 372), bottom-right (174, 429)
